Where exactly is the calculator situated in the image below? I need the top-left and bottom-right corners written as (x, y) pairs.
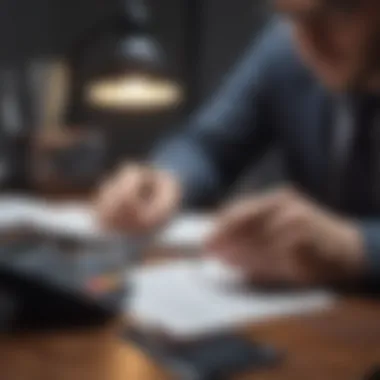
top-left (0, 227), bottom-right (134, 333)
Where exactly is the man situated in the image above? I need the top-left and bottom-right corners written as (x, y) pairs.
top-left (97, 0), bottom-right (380, 286)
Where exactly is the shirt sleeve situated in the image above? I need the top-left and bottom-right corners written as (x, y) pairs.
top-left (151, 20), bottom-right (285, 207)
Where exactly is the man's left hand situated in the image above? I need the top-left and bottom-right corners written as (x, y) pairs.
top-left (206, 188), bottom-right (366, 286)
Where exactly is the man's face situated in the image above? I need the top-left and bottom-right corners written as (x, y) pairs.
top-left (275, 0), bottom-right (380, 91)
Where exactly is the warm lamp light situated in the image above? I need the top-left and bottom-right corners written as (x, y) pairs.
top-left (86, 74), bottom-right (183, 111)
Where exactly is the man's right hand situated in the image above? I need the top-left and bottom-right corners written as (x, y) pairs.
top-left (96, 164), bottom-right (182, 234)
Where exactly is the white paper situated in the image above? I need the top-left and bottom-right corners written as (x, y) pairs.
top-left (0, 195), bottom-right (213, 245)
top-left (158, 214), bottom-right (214, 247)
top-left (0, 194), bottom-right (215, 245)
top-left (34, 202), bottom-right (103, 239)
top-left (129, 259), bottom-right (336, 339)
top-left (0, 195), bottom-right (107, 239)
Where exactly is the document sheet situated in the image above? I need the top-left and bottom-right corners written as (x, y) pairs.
top-left (129, 259), bottom-right (336, 339)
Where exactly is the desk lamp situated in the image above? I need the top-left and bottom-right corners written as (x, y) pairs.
top-left (68, 0), bottom-right (183, 121)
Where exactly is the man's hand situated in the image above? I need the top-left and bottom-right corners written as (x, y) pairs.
top-left (96, 164), bottom-right (182, 234)
top-left (206, 188), bottom-right (366, 286)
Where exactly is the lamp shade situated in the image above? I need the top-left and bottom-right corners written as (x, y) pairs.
top-left (85, 33), bottom-right (182, 112)
top-left (69, 0), bottom-right (183, 115)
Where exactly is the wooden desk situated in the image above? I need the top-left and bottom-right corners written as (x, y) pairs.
top-left (2, 266), bottom-right (380, 380)
top-left (119, 298), bottom-right (380, 380)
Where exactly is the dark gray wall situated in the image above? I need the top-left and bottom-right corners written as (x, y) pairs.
top-left (199, 0), bottom-right (270, 101)
top-left (0, 0), bottom-right (116, 62)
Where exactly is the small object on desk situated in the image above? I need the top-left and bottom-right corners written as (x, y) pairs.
top-left (32, 128), bottom-right (107, 192)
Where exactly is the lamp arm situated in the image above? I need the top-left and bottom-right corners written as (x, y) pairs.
top-left (124, 0), bottom-right (151, 30)
top-left (67, 0), bottom-right (151, 72)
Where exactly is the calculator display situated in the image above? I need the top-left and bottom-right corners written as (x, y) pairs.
top-left (0, 227), bottom-right (129, 300)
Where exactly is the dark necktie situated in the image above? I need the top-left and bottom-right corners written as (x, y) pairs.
top-left (340, 95), bottom-right (378, 216)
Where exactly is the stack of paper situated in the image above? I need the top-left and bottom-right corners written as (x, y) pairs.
top-left (0, 195), bottom-right (215, 246)
top-left (129, 259), bottom-right (336, 339)
top-left (0, 195), bottom-right (106, 239)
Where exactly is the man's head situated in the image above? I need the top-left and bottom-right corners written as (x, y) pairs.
top-left (275, 0), bottom-right (380, 92)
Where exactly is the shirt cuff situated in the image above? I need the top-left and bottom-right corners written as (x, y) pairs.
top-left (357, 221), bottom-right (380, 281)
